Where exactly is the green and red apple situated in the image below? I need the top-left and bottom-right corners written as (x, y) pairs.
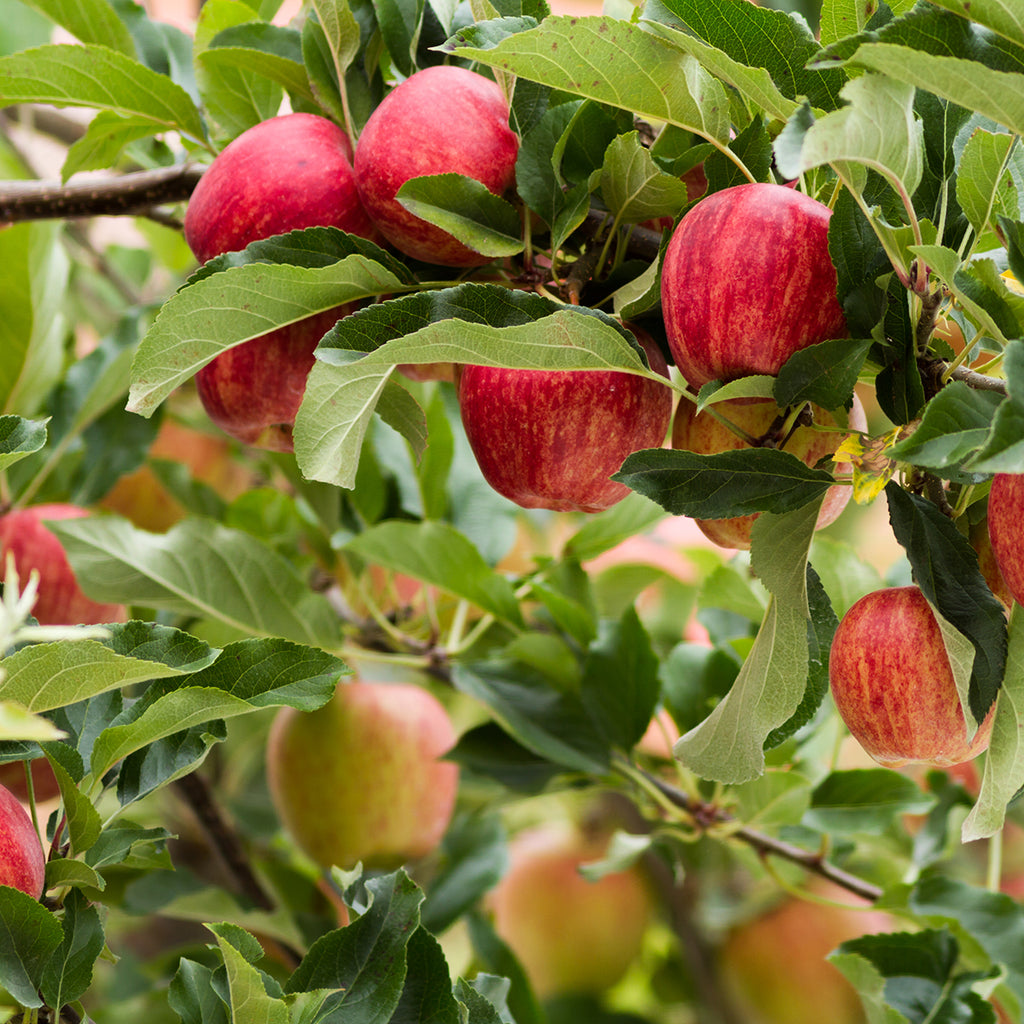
top-left (660, 182), bottom-right (847, 387)
top-left (0, 783), bottom-right (46, 898)
top-left (488, 821), bottom-right (654, 999)
top-left (0, 504), bottom-right (128, 626)
top-left (266, 680), bottom-right (459, 870)
top-left (829, 585), bottom-right (994, 768)
top-left (354, 65), bottom-right (519, 267)
top-left (671, 395), bottom-right (866, 549)
top-left (184, 112), bottom-right (377, 451)
top-left (457, 324), bottom-right (673, 513)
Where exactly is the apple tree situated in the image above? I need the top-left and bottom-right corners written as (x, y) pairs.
top-left (1, 0), bottom-right (1024, 1020)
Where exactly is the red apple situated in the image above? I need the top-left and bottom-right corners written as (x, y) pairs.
top-left (671, 394), bottom-right (866, 549)
top-left (0, 759), bottom-right (61, 805)
top-left (719, 883), bottom-right (893, 1024)
top-left (184, 113), bottom-right (377, 451)
top-left (266, 680), bottom-right (458, 870)
top-left (354, 65), bottom-right (519, 267)
top-left (987, 473), bottom-right (1024, 608)
top-left (0, 783), bottom-right (46, 898)
top-left (0, 504), bottom-right (128, 626)
top-left (829, 586), bottom-right (995, 768)
top-left (660, 182), bottom-right (848, 387)
top-left (457, 325), bottom-right (673, 513)
top-left (488, 821), bottom-right (654, 998)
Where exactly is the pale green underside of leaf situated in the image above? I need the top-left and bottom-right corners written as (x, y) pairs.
top-left (198, 46), bottom-right (316, 107)
top-left (449, 15), bottom-right (733, 142)
top-left (296, 311), bottom-right (674, 488)
top-left (928, 597), bottom-right (979, 737)
top-left (925, 0), bottom-right (1024, 51)
top-left (0, 701), bottom-right (68, 741)
top-left (17, 0), bottom-right (136, 56)
top-left (957, 129), bottom-right (1024, 244)
top-left (844, 42), bottom-right (1024, 137)
top-left (963, 605), bottom-right (1024, 841)
top-left (126, 258), bottom-right (407, 416)
top-left (311, 0), bottom-right (362, 83)
top-left (0, 44), bottom-right (207, 143)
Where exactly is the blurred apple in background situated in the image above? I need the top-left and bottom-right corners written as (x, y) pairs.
top-left (0, 759), bottom-right (61, 805)
top-left (488, 820), bottom-right (655, 999)
top-left (829, 586), bottom-right (994, 768)
top-left (0, 783), bottom-right (46, 898)
top-left (266, 680), bottom-right (459, 870)
top-left (0, 504), bottom-right (128, 626)
top-left (458, 324), bottom-right (673, 513)
top-left (183, 112), bottom-right (377, 451)
top-left (661, 182), bottom-right (847, 387)
top-left (671, 395), bottom-right (866, 549)
top-left (354, 65), bottom-right (519, 267)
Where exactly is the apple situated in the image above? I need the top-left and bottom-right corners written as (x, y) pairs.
top-left (457, 324), bottom-right (673, 513)
top-left (660, 182), bottom-right (848, 387)
top-left (986, 473), bottom-right (1024, 608)
top-left (266, 680), bottom-right (458, 870)
top-left (0, 758), bottom-right (61, 805)
top-left (829, 586), bottom-right (995, 768)
top-left (354, 65), bottom-right (519, 267)
top-left (718, 883), bottom-right (892, 1024)
top-left (0, 504), bottom-right (128, 626)
top-left (0, 783), bottom-right (46, 898)
top-left (671, 394), bottom-right (867, 549)
top-left (488, 821), bottom-right (654, 999)
top-left (184, 112), bottom-right (377, 451)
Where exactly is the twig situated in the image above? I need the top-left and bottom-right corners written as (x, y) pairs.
top-left (948, 365), bottom-right (1009, 395)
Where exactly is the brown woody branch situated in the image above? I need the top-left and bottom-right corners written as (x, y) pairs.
top-left (948, 364), bottom-right (1009, 395)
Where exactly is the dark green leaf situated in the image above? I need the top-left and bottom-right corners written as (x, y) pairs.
top-left (84, 822), bottom-right (173, 869)
top-left (774, 337), bottom-right (874, 411)
top-left (466, 911), bottom-right (545, 1024)
top-left (964, 339), bottom-right (1024, 473)
top-left (0, 886), bottom-right (63, 1009)
top-left (703, 115), bottom-right (772, 193)
top-left (169, 958), bottom-right (230, 1024)
top-left (446, 723), bottom-right (563, 794)
top-left (658, 643), bottom-right (740, 736)
top-left (886, 483), bottom-right (1008, 722)
top-left (39, 888), bottom-right (105, 1009)
top-left (805, 769), bottom-right (935, 833)
top-left (0, 416), bottom-right (46, 472)
top-left (388, 927), bottom-right (460, 1024)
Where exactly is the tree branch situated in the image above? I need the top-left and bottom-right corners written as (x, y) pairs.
top-left (948, 364), bottom-right (1009, 395)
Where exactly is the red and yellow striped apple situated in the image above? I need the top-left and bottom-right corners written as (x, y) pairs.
top-left (0, 784), bottom-right (46, 899)
top-left (987, 473), bottom-right (1024, 608)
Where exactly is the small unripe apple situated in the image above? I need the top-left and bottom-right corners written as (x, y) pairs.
top-left (987, 473), bottom-right (1024, 608)
top-left (0, 783), bottom-right (46, 898)
top-left (354, 65), bottom-right (519, 267)
top-left (457, 325), bottom-right (673, 513)
top-left (829, 586), bottom-right (995, 768)
top-left (184, 113), bottom-right (376, 451)
top-left (488, 821), bottom-right (654, 999)
top-left (0, 504), bottom-right (128, 626)
top-left (266, 680), bottom-right (458, 870)
top-left (671, 395), bottom-right (866, 549)
top-left (661, 182), bottom-right (847, 387)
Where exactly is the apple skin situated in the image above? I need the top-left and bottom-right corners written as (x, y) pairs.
top-left (0, 505), bottom-right (128, 626)
top-left (660, 182), bottom-right (848, 387)
top-left (0, 759), bottom-right (61, 805)
top-left (184, 113), bottom-right (377, 451)
top-left (457, 326), bottom-right (673, 513)
top-left (719, 885), bottom-right (892, 1024)
top-left (829, 586), bottom-right (995, 768)
top-left (671, 394), bottom-right (866, 549)
top-left (987, 473), bottom-right (1024, 608)
top-left (0, 783), bottom-right (46, 899)
top-left (354, 65), bottom-right (519, 267)
top-left (488, 821), bottom-right (654, 999)
top-left (266, 680), bottom-right (459, 871)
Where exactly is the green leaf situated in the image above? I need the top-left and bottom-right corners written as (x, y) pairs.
top-left (613, 447), bottom-right (836, 519)
top-left (169, 959), bottom-right (231, 1024)
top-left (0, 416), bottom-right (47, 471)
top-left (389, 926), bottom-right (461, 1024)
top-left (730, 770), bottom-right (813, 829)
top-left (396, 174), bottom-right (523, 258)
top-left (964, 339), bottom-right (1024, 473)
top-left (63, 109), bottom-right (171, 178)
top-left (127, 252), bottom-right (407, 418)
top-left (15, 0), bottom-right (136, 55)
top-left (209, 922), bottom-right (290, 1024)
top-left (49, 517), bottom-right (341, 647)
top-left (47, 756), bottom-right (102, 855)
top-left (343, 520), bottom-right (523, 625)
top-left (39, 889), bottom-right (105, 1010)
top-left (805, 769), bottom-right (935, 833)
top-left (0, 887), bottom-right (63, 1009)
top-left (116, 720), bottom-right (227, 806)
top-left (600, 131), bottom-right (691, 225)
top-left (0, 44), bottom-right (206, 144)
top-left (957, 128), bottom-right (1024, 244)
top-left (963, 605), bottom-right (1024, 841)
top-left (44, 858), bottom-right (105, 894)
top-left (446, 15), bottom-right (732, 143)
top-left (447, 722), bottom-right (563, 794)
top-left (204, 23), bottom-right (315, 106)
top-left (913, 0), bottom-right (1024, 54)
top-left (562, 491), bottom-right (667, 563)
top-left (84, 822), bottom-right (174, 869)
top-left (310, 0), bottom-right (362, 95)
top-left (774, 337), bottom-right (874, 411)
top-left (885, 484), bottom-right (1008, 725)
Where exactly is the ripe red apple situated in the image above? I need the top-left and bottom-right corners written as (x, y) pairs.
top-left (0, 504), bottom-right (128, 626)
top-left (829, 586), bottom-right (995, 768)
top-left (488, 821), bottom-right (654, 998)
top-left (457, 325), bottom-right (673, 513)
top-left (671, 394), bottom-right (866, 549)
top-left (184, 113), bottom-right (377, 451)
top-left (266, 680), bottom-right (458, 870)
top-left (660, 182), bottom-right (848, 387)
top-left (987, 473), bottom-right (1024, 608)
top-left (0, 759), bottom-right (61, 805)
top-left (354, 65), bottom-right (519, 267)
top-left (0, 783), bottom-right (46, 898)
top-left (718, 883), bottom-right (892, 1024)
